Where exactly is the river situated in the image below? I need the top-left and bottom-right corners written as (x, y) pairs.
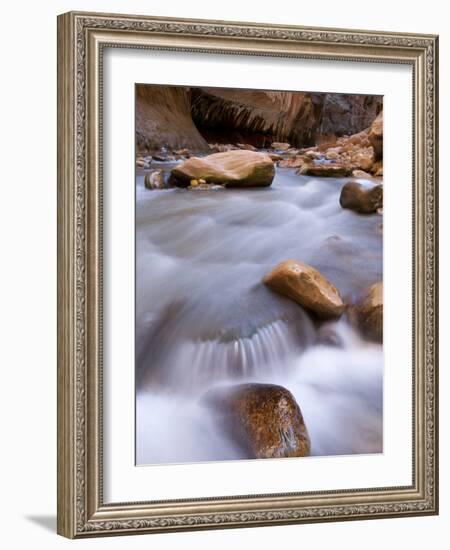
top-left (135, 164), bottom-right (383, 465)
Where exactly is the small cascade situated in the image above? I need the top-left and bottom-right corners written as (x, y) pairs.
top-left (135, 165), bottom-right (383, 465)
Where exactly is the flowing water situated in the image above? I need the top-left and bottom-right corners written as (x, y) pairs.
top-left (135, 165), bottom-right (383, 465)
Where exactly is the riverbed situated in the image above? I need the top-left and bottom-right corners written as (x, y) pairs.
top-left (135, 165), bottom-right (383, 465)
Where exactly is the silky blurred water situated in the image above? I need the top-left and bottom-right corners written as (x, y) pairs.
top-left (135, 166), bottom-right (383, 465)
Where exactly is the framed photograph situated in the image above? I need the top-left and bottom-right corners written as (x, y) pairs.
top-left (57, 11), bottom-right (439, 538)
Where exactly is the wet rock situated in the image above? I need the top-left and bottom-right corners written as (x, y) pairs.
top-left (263, 259), bottom-right (344, 319)
top-left (352, 169), bottom-right (373, 178)
top-left (269, 153), bottom-right (284, 162)
top-left (169, 150), bottom-right (275, 188)
top-left (351, 282), bottom-right (383, 342)
top-left (236, 143), bottom-right (257, 151)
top-left (174, 148), bottom-right (190, 157)
top-left (368, 111), bottom-right (383, 158)
top-left (136, 158), bottom-right (150, 168)
top-left (300, 162), bottom-right (353, 177)
top-left (325, 150), bottom-right (340, 160)
top-left (304, 149), bottom-right (323, 159)
top-left (271, 141), bottom-right (291, 151)
top-left (144, 169), bottom-right (165, 189)
top-left (188, 183), bottom-right (225, 191)
top-left (207, 383), bottom-right (310, 459)
top-left (208, 143), bottom-right (238, 153)
top-left (339, 181), bottom-right (383, 214)
top-left (349, 146), bottom-right (375, 172)
top-left (152, 149), bottom-right (176, 162)
top-left (372, 160), bottom-right (383, 177)
top-left (279, 155), bottom-right (313, 169)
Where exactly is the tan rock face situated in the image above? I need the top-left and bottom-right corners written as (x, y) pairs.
top-left (368, 111), bottom-right (383, 158)
top-left (169, 150), bottom-right (275, 188)
top-left (352, 282), bottom-right (383, 342)
top-left (339, 181), bottom-right (383, 214)
top-left (136, 85), bottom-right (208, 153)
top-left (207, 383), bottom-right (310, 459)
top-left (263, 260), bottom-right (344, 319)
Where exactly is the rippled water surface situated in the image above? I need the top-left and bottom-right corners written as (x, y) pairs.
top-left (135, 166), bottom-right (383, 465)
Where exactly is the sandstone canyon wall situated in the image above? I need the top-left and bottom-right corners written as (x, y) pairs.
top-left (136, 85), bottom-right (208, 153)
top-left (136, 85), bottom-right (382, 153)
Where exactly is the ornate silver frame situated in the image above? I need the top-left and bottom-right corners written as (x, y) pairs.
top-left (57, 11), bottom-right (439, 538)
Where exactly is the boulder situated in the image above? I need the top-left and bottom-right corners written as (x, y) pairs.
top-left (269, 153), bottom-right (284, 162)
top-left (339, 181), bottom-right (383, 214)
top-left (236, 143), bottom-right (257, 151)
top-left (368, 111), bottom-right (383, 158)
top-left (279, 155), bottom-right (313, 169)
top-left (153, 152), bottom-right (175, 162)
top-left (174, 148), bottom-right (190, 157)
top-left (349, 146), bottom-right (375, 172)
top-left (352, 282), bottom-right (383, 342)
top-left (372, 160), bottom-right (383, 177)
top-left (207, 383), bottom-right (310, 459)
top-left (144, 169), bottom-right (165, 190)
top-left (352, 169), bottom-right (373, 178)
top-left (325, 151), bottom-right (340, 160)
top-left (136, 159), bottom-right (150, 169)
top-left (169, 150), bottom-right (275, 188)
top-left (263, 259), bottom-right (344, 319)
top-left (271, 141), bottom-right (291, 151)
top-left (208, 143), bottom-right (238, 153)
top-left (304, 150), bottom-right (323, 159)
top-left (300, 162), bottom-right (352, 177)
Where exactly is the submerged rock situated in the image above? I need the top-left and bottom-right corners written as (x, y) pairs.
top-left (317, 323), bottom-right (343, 347)
top-left (339, 181), bottom-right (383, 214)
top-left (144, 169), bottom-right (165, 190)
top-left (351, 282), bottom-right (383, 342)
top-left (207, 383), bottom-right (310, 459)
top-left (188, 183), bottom-right (225, 191)
top-left (169, 150), bottom-right (275, 188)
top-left (263, 259), bottom-right (344, 319)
